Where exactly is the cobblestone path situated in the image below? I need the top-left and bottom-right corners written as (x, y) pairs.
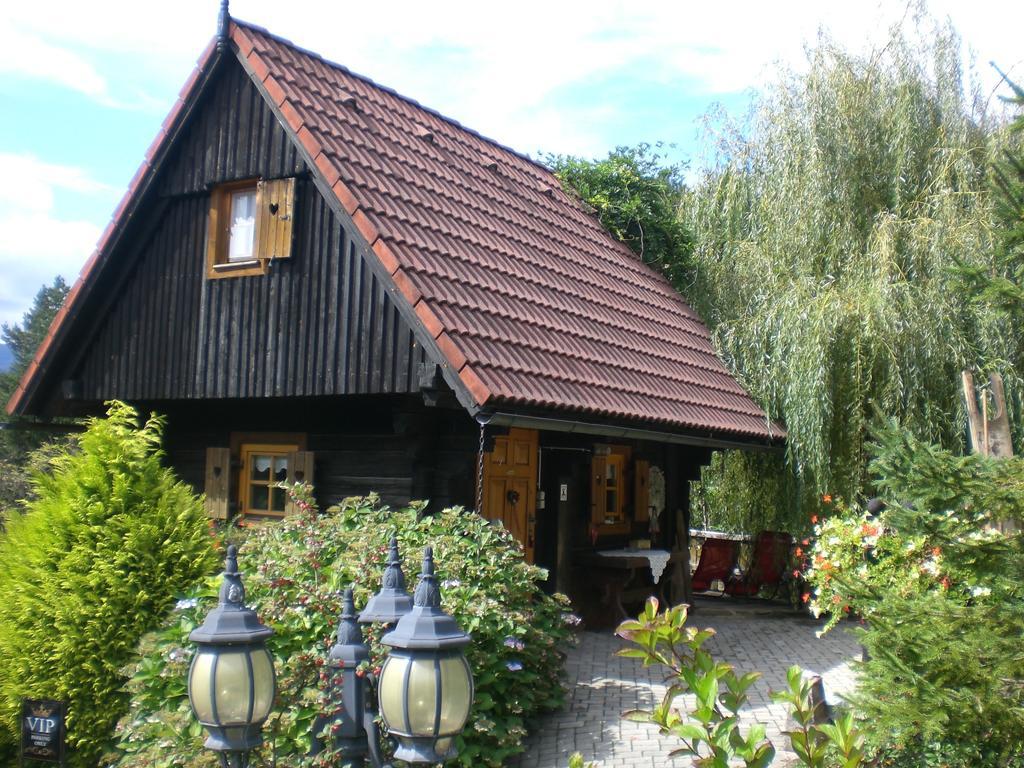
top-left (507, 603), bottom-right (860, 767)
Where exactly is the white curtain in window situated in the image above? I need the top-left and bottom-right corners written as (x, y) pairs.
top-left (229, 190), bottom-right (257, 261)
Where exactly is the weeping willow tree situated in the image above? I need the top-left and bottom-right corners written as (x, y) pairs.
top-left (687, 16), bottom-right (1023, 531)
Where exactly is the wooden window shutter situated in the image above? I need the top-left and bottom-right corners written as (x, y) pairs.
top-left (204, 447), bottom-right (232, 520)
top-left (634, 459), bottom-right (650, 523)
top-left (285, 450), bottom-right (315, 515)
top-left (590, 454), bottom-right (607, 527)
top-left (255, 177), bottom-right (296, 261)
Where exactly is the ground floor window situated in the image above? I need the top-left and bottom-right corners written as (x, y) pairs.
top-left (239, 442), bottom-right (299, 517)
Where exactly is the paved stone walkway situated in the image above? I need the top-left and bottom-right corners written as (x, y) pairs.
top-left (508, 601), bottom-right (860, 767)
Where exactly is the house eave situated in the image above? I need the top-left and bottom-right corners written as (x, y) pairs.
top-left (483, 410), bottom-right (784, 452)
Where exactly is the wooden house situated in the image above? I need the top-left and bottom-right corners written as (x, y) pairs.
top-left (7, 12), bottom-right (782, 616)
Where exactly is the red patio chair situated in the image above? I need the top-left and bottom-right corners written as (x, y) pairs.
top-left (690, 538), bottom-right (741, 594)
top-left (726, 531), bottom-right (794, 597)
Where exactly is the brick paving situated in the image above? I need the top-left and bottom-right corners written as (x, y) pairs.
top-left (508, 599), bottom-right (860, 767)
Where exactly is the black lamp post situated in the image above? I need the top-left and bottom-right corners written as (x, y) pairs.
top-left (314, 587), bottom-right (387, 767)
top-left (377, 547), bottom-right (474, 764)
top-left (188, 545), bottom-right (276, 768)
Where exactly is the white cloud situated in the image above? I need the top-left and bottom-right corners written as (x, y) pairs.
top-left (2, 1), bottom-right (1022, 135)
top-left (1, 0), bottom-right (1022, 325)
top-left (0, 19), bottom-right (109, 99)
top-left (0, 155), bottom-right (108, 326)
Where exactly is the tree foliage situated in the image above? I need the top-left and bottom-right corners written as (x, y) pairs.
top-left (958, 74), bottom-right (1024, 318)
top-left (0, 401), bottom-right (216, 767)
top-left (547, 144), bottom-right (695, 286)
top-left (1, 276), bottom-right (68, 376)
top-left (806, 422), bottom-right (1024, 765)
top-left (0, 276), bottom-right (70, 473)
top-left (685, 19), bottom-right (1018, 527)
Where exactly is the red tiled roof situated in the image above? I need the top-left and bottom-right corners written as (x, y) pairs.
top-left (8, 20), bottom-right (782, 443)
top-left (234, 22), bottom-right (779, 440)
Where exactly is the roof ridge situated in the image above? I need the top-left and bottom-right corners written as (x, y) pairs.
top-left (233, 19), bottom-right (556, 180)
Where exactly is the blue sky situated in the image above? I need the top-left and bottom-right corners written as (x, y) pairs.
top-left (0, 0), bottom-right (1022, 327)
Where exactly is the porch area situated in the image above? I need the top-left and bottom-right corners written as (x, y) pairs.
top-left (508, 599), bottom-right (860, 767)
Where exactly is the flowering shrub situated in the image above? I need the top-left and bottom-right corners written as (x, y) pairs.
top-left (111, 490), bottom-right (575, 767)
top-left (803, 503), bottom-right (916, 632)
top-left (804, 422), bottom-right (1024, 765)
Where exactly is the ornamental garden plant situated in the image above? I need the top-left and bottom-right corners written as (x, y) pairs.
top-left (615, 598), bottom-right (864, 768)
top-left (0, 401), bottom-right (217, 768)
top-left (805, 421), bottom-right (1024, 766)
top-left (112, 490), bottom-right (576, 768)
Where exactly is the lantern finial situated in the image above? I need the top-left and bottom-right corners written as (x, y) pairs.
top-left (334, 588), bottom-right (364, 647)
top-left (382, 536), bottom-right (406, 591)
top-left (190, 546), bottom-right (272, 644)
top-left (358, 536), bottom-right (413, 625)
top-left (413, 546), bottom-right (440, 609)
top-left (218, 544), bottom-right (246, 607)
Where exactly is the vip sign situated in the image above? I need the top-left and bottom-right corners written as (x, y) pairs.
top-left (20, 699), bottom-right (65, 764)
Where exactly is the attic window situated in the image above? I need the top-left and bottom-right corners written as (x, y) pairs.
top-left (206, 177), bottom-right (297, 279)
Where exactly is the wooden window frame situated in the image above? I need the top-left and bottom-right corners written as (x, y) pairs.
top-left (206, 178), bottom-right (267, 279)
top-left (232, 432), bottom-right (307, 519)
top-left (206, 177), bottom-right (296, 280)
top-left (239, 443), bottom-right (299, 518)
top-left (591, 445), bottom-right (632, 537)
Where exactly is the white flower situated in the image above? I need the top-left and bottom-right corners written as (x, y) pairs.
top-left (175, 598), bottom-right (198, 611)
top-left (971, 586), bottom-right (992, 597)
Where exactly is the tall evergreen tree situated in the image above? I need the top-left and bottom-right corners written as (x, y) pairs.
top-left (0, 277), bottom-right (70, 467)
top-left (958, 73), bottom-right (1024, 314)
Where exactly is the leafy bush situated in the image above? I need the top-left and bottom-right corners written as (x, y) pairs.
top-left (806, 421), bottom-right (1024, 765)
top-left (616, 597), bottom-right (864, 768)
top-left (113, 490), bottom-right (575, 767)
top-left (547, 143), bottom-right (694, 287)
top-left (0, 401), bottom-right (217, 767)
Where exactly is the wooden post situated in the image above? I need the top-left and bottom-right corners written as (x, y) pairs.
top-left (962, 370), bottom-right (1013, 459)
top-left (962, 370), bottom-right (1016, 532)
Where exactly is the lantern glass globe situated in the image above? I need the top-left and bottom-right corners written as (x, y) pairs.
top-left (379, 649), bottom-right (473, 741)
top-left (188, 645), bottom-right (276, 729)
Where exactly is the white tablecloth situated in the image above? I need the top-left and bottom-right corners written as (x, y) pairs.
top-left (597, 548), bottom-right (672, 584)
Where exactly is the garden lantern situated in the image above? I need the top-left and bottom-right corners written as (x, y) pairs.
top-left (188, 545), bottom-right (276, 767)
top-left (359, 536), bottom-right (414, 625)
top-left (316, 586), bottom-right (374, 763)
top-left (378, 546), bottom-right (474, 764)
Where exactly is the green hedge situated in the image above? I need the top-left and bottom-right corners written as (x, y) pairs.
top-left (113, 490), bottom-right (576, 767)
top-left (0, 402), bottom-right (217, 766)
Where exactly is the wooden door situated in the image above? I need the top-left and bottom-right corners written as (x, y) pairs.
top-left (482, 428), bottom-right (538, 563)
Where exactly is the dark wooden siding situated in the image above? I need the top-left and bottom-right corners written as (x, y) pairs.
top-left (158, 396), bottom-right (466, 512)
top-left (72, 57), bottom-right (427, 402)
